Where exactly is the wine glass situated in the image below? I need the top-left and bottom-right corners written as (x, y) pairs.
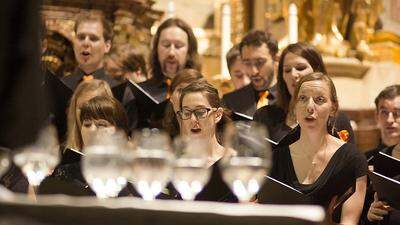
top-left (172, 137), bottom-right (211, 200)
top-left (129, 129), bottom-right (173, 201)
top-left (13, 125), bottom-right (60, 196)
top-left (0, 147), bottom-right (10, 179)
top-left (221, 121), bottom-right (272, 202)
top-left (82, 130), bottom-right (130, 198)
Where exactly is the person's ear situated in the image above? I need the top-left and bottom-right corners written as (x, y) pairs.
top-left (104, 40), bottom-right (111, 53)
top-left (214, 107), bottom-right (223, 124)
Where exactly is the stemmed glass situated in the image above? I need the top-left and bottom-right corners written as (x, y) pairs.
top-left (13, 125), bottom-right (60, 197)
top-left (82, 130), bottom-right (130, 199)
top-left (221, 121), bottom-right (272, 202)
top-left (172, 137), bottom-right (211, 200)
top-left (0, 147), bottom-right (10, 180)
top-left (129, 129), bottom-right (174, 201)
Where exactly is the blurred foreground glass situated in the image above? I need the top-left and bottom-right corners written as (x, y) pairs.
top-left (13, 126), bottom-right (60, 196)
top-left (0, 147), bottom-right (10, 179)
top-left (172, 137), bottom-right (210, 200)
top-left (222, 122), bottom-right (271, 202)
top-left (82, 130), bottom-right (130, 199)
top-left (130, 129), bottom-right (173, 200)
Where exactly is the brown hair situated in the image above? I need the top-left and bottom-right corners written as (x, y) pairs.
top-left (80, 95), bottom-right (129, 135)
top-left (122, 52), bottom-right (148, 78)
top-left (179, 82), bottom-right (232, 143)
top-left (66, 79), bottom-right (113, 150)
top-left (74, 12), bottom-right (113, 42)
top-left (239, 30), bottom-right (278, 58)
top-left (163, 69), bottom-right (206, 137)
top-left (290, 72), bottom-right (339, 131)
top-left (226, 44), bottom-right (241, 71)
top-left (150, 18), bottom-right (201, 81)
top-left (277, 42), bottom-right (327, 114)
top-left (374, 85), bottom-right (400, 111)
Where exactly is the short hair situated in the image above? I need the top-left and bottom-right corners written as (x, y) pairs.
top-left (122, 52), bottom-right (148, 76)
top-left (277, 42), bottom-right (327, 114)
top-left (80, 95), bottom-right (129, 136)
top-left (226, 44), bottom-right (241, 71)
top-left (374, 85), bottom-right (400, 111)
top-left (170, 69), bottom-right (205, 93)
top-left (66, 79), bottom-right (113, 150)
top-left (150, 18), bottom-right (201, 81)
top-left (239, 30), bottom-right (278, 58)
top-left (290, 72), bottom-right (339, 123)
top-left (74, 12), bottom-right (113, 42)
top-left (179, 82), bottom-right (232, 143)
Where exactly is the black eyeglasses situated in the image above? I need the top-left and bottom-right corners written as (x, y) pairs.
top-left (177, 108), bottom-right (216, 120)
top-left (242, 58), bottom-right (268, 69)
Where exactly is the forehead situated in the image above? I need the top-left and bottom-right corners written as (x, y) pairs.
top-left (76, 21), bottom-right (104, 34)
top-left (283, 52), bottom-right (310, 65)
top-left (378, 96), bottom-right (400, 109)
top-left (182, 92), bottom-right (210, 107)
top-left (241, 44), bottom-right (271, 59)
top-left (298, 80), bottom-right (330, 94)
top-left (159, 26), bottom-right (188, 43)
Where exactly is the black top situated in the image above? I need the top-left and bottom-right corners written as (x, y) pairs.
top-left (365, 142), bottom-right (390, 163)
top-left (253, 104), bottom-right (355, 145)
top-left (195, 161), bottom-right (238, 203)
top-left (222, 84), bottom-right (277, 118)
top-left (270, 142), bottom-right (368, 208)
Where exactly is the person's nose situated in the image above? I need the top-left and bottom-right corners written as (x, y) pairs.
top-left (306, 98), bottom-right (315, 113)
top-left (387, 112), bottom-right (395, 123)
top-left (249, 64), bottom-right (259, 77)
top-left (89, 123), bottom-right (97, 131)
top-left (167, 44), bottom-right (177, 56)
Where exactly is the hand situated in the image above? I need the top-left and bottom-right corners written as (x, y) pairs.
top-left (367, 193), bottom-right (392, 221)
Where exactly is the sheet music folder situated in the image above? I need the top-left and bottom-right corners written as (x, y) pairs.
top-left (128, 80), bottom-right (167, 105)
top-left (374, 151), bottom-right (400, 178)
top-left (369, 171), bottom-right (400, 209)
top-left (257, 176), bottom-right (312, 205)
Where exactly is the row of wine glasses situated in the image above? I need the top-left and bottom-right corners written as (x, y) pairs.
top-left (81, 122), bottom-right (271, 202)
top-left (2, 122), bottom-right (271, 202)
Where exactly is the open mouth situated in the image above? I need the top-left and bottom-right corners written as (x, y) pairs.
top-left (305, 116), bottom-right (316, 122)
top-left (190, 127), bottom-right (202, 134)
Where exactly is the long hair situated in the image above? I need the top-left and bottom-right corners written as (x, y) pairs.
top-left (179, 82), bottom-right (232, 143)
top-left (66, 79), bottom-right (113, 150)
top-left (80, 95), bottom-right (129, 136)
top-left (150, 18), bottom-right (201, 82)
top-left (277, 42), bottom-right (327, 114)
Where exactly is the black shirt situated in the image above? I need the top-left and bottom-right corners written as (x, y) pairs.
top-left (253, 104), bottom-right (355, 145)
top-left (270, 142), bottom-right (368, 208)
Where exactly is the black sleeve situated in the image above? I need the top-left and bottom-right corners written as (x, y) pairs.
top-left (350, 144), bottom-right (368, 178)
top-left (332, 111), bottom-right (356, 144)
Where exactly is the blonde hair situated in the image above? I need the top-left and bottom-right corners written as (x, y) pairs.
top-left (66, 79), bottom-right (113, 150)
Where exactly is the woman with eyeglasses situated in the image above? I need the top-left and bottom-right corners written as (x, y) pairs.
top-left (176, 81), bottom-right (238, 202)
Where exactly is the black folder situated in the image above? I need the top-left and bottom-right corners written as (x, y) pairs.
top-left (231, 111), bottom-right (253, 121)
top-left (60, 148), bottom-right (84, 165)
top-left (128, 80), bottom-right (169, 128)
top-left (369, 171), bottom-right (400, 209)
top-left (257, 176), bottom-right (312, 205)
top-left (374, 151), bottom-right (400, 178)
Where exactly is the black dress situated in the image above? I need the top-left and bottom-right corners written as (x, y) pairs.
top-left (253, 104), bottom-right (355, 145)
top-left (270, 142), bottom-right (368, 209)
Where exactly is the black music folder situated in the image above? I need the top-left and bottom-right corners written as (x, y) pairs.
top-left (60, 148), bottom-right (84, 165)
top-left (369, 171), bottom-right (400, 209)
top-left (257, 176), bottom-right (312, 205)
top-left (374, 151), bottom-right (400, 178)
top-left (231, 111), bottom-right (253, 121)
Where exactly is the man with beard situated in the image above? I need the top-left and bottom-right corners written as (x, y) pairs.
top-left (222, 30), bottom-right (278, 118)
top-left (46, 12), bottom-right (136, 139)
top-left (131, 18), bottom-right (200, 128)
